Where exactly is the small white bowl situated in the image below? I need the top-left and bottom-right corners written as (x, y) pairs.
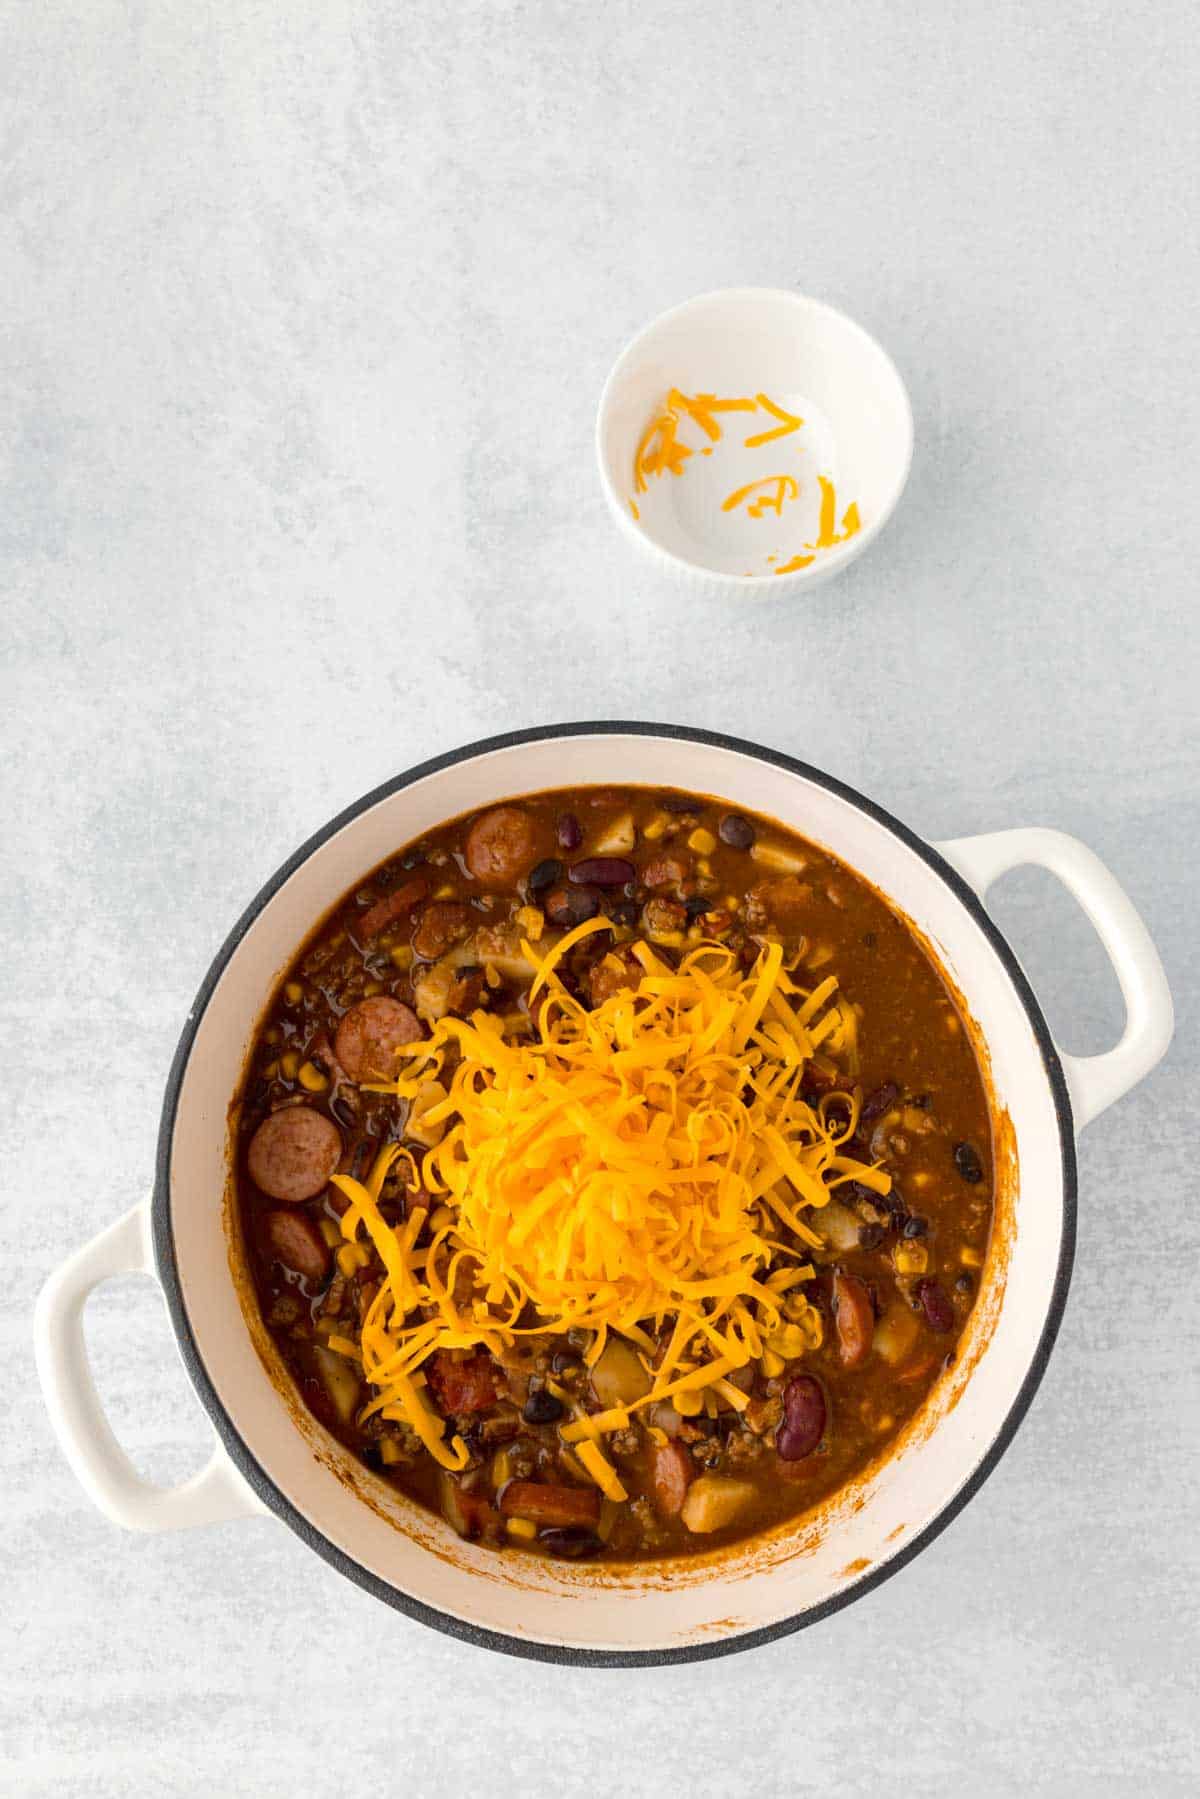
top-left (596, 287), bottom-right (914, 596)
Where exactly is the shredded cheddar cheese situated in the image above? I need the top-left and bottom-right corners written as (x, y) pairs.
top-left (332, 932), bottom-right (888, 1478)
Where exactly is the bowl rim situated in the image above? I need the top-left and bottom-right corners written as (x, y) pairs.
top-left (151, 720), bottom-right (1076, 1666)
top-left (594, 286), bottom-right (916, 591)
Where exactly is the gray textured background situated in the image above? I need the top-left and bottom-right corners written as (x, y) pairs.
top-left (3, 2), bottom-right (1197, 1794)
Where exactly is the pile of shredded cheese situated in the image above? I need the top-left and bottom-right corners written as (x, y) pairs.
top-left (330, 920), bottom-right (889, 1486)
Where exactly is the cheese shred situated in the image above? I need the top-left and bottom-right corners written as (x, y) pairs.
top-left (333, 937), bottom-right (887, 1469)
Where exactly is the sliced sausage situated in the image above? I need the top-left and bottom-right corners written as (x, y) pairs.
top-left (498, 1481), bottom-right (601, 1528)
top-left (641, 853), bottom-right (690, 891)
top-left (247, 1107), bottom-right (342, 1201)
top-left (832, 1270), bottom-right (875, 1369)
top-left (650, 1439), bottom-right (695, 1519)
top-left (261, 1208), bottom-right (331, 1283)
top-left (426, 1351), bottom-right (498, 1416)
top-left (411, 900), bottom-right (473, 962)
top-left (464, 806), bottom-right (540, 887)
top-left (334, 996), bottom-right (422, 1083)
top-left (587, 946), bottom-right (643, 1008)
top-left (354, 876), bottom-right (429, 942)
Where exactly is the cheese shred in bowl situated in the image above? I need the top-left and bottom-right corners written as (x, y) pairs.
top-left (330, 920), bottom-right (890, 1468)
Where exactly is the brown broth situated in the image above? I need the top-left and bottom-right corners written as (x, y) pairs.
top-left (231, 787), bottom-right (994, 1562)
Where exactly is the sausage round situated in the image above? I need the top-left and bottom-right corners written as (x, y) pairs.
top-left (261, 1207), bottom-right (331, 1284)
top-left (247, 1107), bottom-right (342, 1202)
top-left (464, 806), bottom-right (539, 887)
top-left (334, 996), bottom-right (422, 1083)
top-left (650, 1439), bottom-right (695, 1519)
top-left (411, 900), bottom-right (473, 962)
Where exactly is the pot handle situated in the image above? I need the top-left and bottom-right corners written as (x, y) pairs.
top-left (934, 828), bottom-right (1173, 1132)
top-left (35, 1204), bottom-right (267, 1532)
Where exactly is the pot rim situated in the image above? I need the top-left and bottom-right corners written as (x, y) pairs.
top-left (151, 720), bottom-right (1077, 1667)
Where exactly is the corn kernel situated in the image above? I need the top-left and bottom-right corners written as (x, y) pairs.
top-left (428, 1204), bottom-right (454, 1234)
top-left (674, 1388), bottom-right (704, 1417)
top-left (279, 1050), bottom-right (300, 1080)
top-left (492, 1448), bottom-right (514, 1489)
top-left (687, 827), bottom-right (717, 855)
top-left (434, 883), bottom-right (456, 899)
top-left (379, 1437), bottom-right (404, 1466)
top-left (648, 928), bottom-right (686, 948)
top-left (389, 944), bottom-right (413, 969)
top-left (336, 1244), bottom-right (361, 1279)
top-left (760, 1348), bottom-right (785, 1378)
top-left (894, 1240), bottom-right (929, 1276)
top-left (284, 981), bottom-right (303, 1004)
top-left (319, 1218), bottom-right (342, 1248)
top-left (262, 1026), bottom-right (281, 1046)
top-left (363, 979), bottom-right (383, 997)
top-left (643, 814), bottom-right (669, 841)
top-left (506, 1516), bottom-right (537, 1541)
top-left (262, 1060), bottom-right (278, 1080)
top-left (484, 962), bottom-right (501, 988)
top-left (960, 1245), bottom-right (983, 1268)
top-left (297, 1060), bottom-right (327, 1092)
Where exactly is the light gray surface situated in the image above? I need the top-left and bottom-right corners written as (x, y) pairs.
top-left (2, 1), bottom-right (1197, 1793)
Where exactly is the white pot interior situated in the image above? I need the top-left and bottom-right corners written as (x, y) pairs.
top-left (164, 730), bottom-right (1068, 1656)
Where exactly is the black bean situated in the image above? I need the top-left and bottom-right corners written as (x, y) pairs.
top-left (401, 849), bottom-right (427, 870)
top-left (539, 1528), bottom-right (603, 1559)
top-left (684, 894), bottom-right (711, 921)
top-left (568, 857), bottom-right (635, 887)
top-left (860, 1081), bottom-right (900, 1125)
top-left (858, 1222), bottom-right (886, 1251)
top-left (608, 900), bottom-right (639, 927)
top-left (659, 795), bottom-right (696, 814)
top-left (955, 1274), bottom-right (973, 1294)
top-left (543, 883), bottom-right (599, 927)
top-left (522, 1386), bottom-right (565, 1426)
top-left (718, 812), bottom-right (755, 850)
top-left (917, 1279), bottom-right (955, 1333)
top-left (527, 858), bottom-right (563, 896)
top-left (556, 813), bottom-right (582, 850)
top-left (550, 1350), bottom-right (582, 1375)
top-left (902, 1214), bottom-right (929, 1238)
top-left (954, 1142), bottom-right (984, 1184)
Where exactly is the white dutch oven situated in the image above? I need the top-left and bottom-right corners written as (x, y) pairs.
top-left (36, 725), bottom-right (1173, 1665)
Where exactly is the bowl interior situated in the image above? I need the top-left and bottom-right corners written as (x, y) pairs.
top-left (161, 729), bottom-right (1068, 1659)
top-left (597, 289), bottom-right (913, 586)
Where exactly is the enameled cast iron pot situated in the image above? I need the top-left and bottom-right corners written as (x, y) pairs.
top-left (36, 724), bottom-right (1173, 1665)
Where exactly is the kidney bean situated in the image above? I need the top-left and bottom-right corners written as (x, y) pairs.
top-left (526, 858), bottom-right (563, 896)
top-left (718, 812), bottom-right (755, 850)
top-left (954, 1141), bottom-right (984, 1183)
top-left (916, 1279), bottom-right (955, 1333)
top-left (860, 1080), bottom-right (900, 1125)
top-left (538, 1528), bottom-right (603, 1559)
top-left (543, 882), bottom-right (600, 926)
top-left (776, 1375), bottom-right (827, 1461)
top-left (832, 1271), bottom-right (875, 1369)
top-left (556, 813), bottom-right (582, 850)
top-left (568, 857), bottom-right (635, 887)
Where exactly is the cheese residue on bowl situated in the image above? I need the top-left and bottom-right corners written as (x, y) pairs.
top-left (629, 386), bottom-right (861, 578)
top-left (331, 920), bottom-right (889, 1477)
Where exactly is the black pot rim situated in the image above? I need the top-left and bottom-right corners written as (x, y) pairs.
top-left (152, 720), bottom-right (1077, 1668)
